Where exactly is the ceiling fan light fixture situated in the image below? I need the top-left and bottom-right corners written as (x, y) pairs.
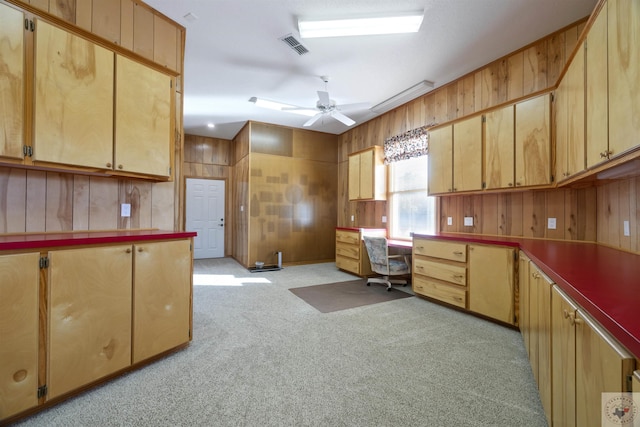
top-left (249, 97), bottom-right (317, 117)
top-left (298, 11), bottom-right (424, 38)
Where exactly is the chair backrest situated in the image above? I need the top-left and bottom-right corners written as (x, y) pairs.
top-left (362, 236), bottom-right (389, 275)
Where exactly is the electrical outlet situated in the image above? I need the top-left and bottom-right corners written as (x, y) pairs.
top-left (447, 217), bottom-right (453, 226)
top-left (464, 217), bottom-right (473, 227)
top-left (350, 215), bottom-right (355, 222)
top-left (381, 216), bottom-right (387, 223)
top-left (121, 203), bottom-right (131, 217)
top-left (624, 220), bottom-right (630, 237)
top-left (547, 218), bottom-right (557, 230)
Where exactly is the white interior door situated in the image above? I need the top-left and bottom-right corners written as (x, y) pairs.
top-left (186, 178), bottom-right (225, 259)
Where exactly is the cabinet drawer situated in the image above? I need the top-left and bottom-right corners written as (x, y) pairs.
top-left (336, 242), bottom-right (359, 260)
top-left (414, 258), bottom-right (466, 286)
top-left (414, 239), bottom-right (467, 262)
top-left (336, 230), bottom-right (359, 245)
top-left (413, 276), bottom-right (466, 308)
top-left (336, 256), bottom-right (359, 275)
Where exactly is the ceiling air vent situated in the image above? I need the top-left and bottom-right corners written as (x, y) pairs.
top-left (279, 34), bottom-right (309, 55)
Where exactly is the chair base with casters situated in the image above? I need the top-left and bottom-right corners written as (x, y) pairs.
top-left (362, 236), bottom-right (411, 292)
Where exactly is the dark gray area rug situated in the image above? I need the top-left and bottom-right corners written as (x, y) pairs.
top-left (289, 279), bottom-right (413, 313)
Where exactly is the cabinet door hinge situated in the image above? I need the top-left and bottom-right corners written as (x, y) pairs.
top-left (37, 385), bottom-right (48, 398)
top-left (23, 145), bottom-right (33, 157)
top-left (627, 375), bottom-right (633, 392)
top-left (168, 166), bottom-right (171, 175)
top-left (39, 256), bottom-right (49, 269)
top-left (482, 115), bottom-right (486, 123)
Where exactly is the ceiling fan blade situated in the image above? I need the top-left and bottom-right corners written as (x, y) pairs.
top-left (331, 111), bottom-right (355, 126)
top-left (317, 90), bottom-right (331, 105)
top-left (303, 113), bottom-right (323, 127)
top-left (336, 102), bottom-right (371, 111)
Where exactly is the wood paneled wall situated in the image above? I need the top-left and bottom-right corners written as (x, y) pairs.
top-left (246, 124), bottom-right (338, 266)
top-left (183, 134), bottom-right (234, 256)
top-left (0, 166), bottom-right (175, 233)
top-left (597, 177), bottom-right (640, 253)
top-left (232, 125), bottom-right (250, 265)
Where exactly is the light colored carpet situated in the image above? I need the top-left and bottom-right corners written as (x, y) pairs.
top-left (15, 258), bottom-right (547, 427)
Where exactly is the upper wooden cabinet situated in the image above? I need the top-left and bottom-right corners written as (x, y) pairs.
top-left (115, 55), bottom-right (173, 178)
top-left (348, 146), bottom-right (386, 201)
top-left (427, 125), bottom-right (453, 195)
top-left (453, 115), bottom-right (483, 192)
top-left (484, 104), bottom-right (515, 189)
top-left (607, 0), bottom-right (640, 162)
top-left (0, 2), bottom-right (25, 161)
top-left (515, 93), bottom-right (551, 187)
top-left (33, 19), bottom-right (115, 169)
top-left (585, 3), bottom-right (608, 169)
top-left (555, 43), bottom-right (586, 182)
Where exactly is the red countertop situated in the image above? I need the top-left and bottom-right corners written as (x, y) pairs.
top-left (0, 229), bottom-right (197, 251)
top-left (414, 233), bottom-right (640, 359)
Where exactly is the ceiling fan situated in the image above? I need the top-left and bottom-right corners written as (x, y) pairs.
top-left (294, 76), bottom-right (370, 127)
top-left (251, 76), bottom-right (369, 127)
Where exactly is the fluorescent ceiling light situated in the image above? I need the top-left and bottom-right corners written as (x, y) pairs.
top-left (298, 11), bottom-right (424, 38)
top-left (249, 97), bottom-right (317, 117)
top-left (371, 80), bottom-right (435, 113)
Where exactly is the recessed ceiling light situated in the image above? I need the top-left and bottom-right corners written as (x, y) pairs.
top-left (298, 11), bottom-right (424, 38)
top-left (207, 123), bottom-right (215, 128)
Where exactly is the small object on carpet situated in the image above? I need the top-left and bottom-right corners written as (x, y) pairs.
top-left (289, 279), bottom-right (413, 313)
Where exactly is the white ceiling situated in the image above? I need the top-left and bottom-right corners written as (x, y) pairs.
top-left (144, 0), bottom-right (598, 140)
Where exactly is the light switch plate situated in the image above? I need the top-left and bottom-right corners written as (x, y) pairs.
top-left (121, 203), bottom-right (131, 217)
top-left (547, 217), bottom-right (557, 230)
top-left (464, 217), bottom-right (473, 227)
top-left (350, 215), bottom-right (355, 222)
top-left (624, 220), bottom-right (630, 236)
top-left (447, 217), bottom-right (453, 226)
top-left (381, 216), bottom-right (387, 223)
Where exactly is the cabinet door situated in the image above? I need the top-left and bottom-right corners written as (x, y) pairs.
top-left (453, 115), bottom-right (483, 192)
top-left (34, 20), bottom-right (114, 169)
top-left (427, 125), bottom-right (453, 194)
top-left (531, 263), bottom-right (553, 425)
top-left (0, 3), bottom-right (25, 160)
top-left (608, 0), bottom-right (640, 160)
top-left (133, 240), bottom-right (192, 363)
top-left (551, 286), bottom-right (578, 427)
top-left (348, 154), bottom-right (360, 200)
top-left (468, 245), bottom-right (515, 324)
top-left (48, 245), bottom-right (132, 399)
top-left (586, 4), bottom-right (608, 168)
top-left (115, 55), bottom-right (172, 177)
top-left (575, 309), bottom-right (635, 427)
top-left (0, 253), bottom-right (39, 419)
top-left (518, 252), bottom-right (530, 356)
top-left (484, 105), bottom-right (514, 189)
top-left (358, 149), bottom-right (374, 200)
top-left (515, 94), bottom-right (551, 187)
top-left (556, 43), bottom-right (586, 181)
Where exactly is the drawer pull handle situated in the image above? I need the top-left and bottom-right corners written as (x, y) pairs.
top-left (562, 309), bottom-right (570, 319)
top-left (416, 265), bottom-right (424, 270)
top-left (453, 274), bottom-right (464, 279)
top-left (453, 251), bottom-right (463, 255)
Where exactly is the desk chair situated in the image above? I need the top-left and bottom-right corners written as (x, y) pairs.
top-left (362, 236), bottom-right (411, 291)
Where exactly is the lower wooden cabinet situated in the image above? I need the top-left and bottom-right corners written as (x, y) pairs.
top-left (575, 308), bottom-right (635, 427)
top-left (468, 244), bottom-right (515, 324)
top-left (0, 237), bottom-right (193, 424)
top-left (133, 240), bottom-right (192, 363)
top-left (0, 253), bottom-right (40, 420)
top-left (412, 237), bottom-right (516, 324)
top-left (335, 228), bottom-right (385, 276)
top-left (412, 237), bottom-right (467, 309)
top-left (48, 245), bottom-right (133, 399)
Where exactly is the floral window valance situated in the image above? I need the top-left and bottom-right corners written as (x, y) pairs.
top-left (383, 126), bottom-right (432, 164)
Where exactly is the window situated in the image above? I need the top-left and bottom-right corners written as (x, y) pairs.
top-left (388, 156), bottom-right (436, 239)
